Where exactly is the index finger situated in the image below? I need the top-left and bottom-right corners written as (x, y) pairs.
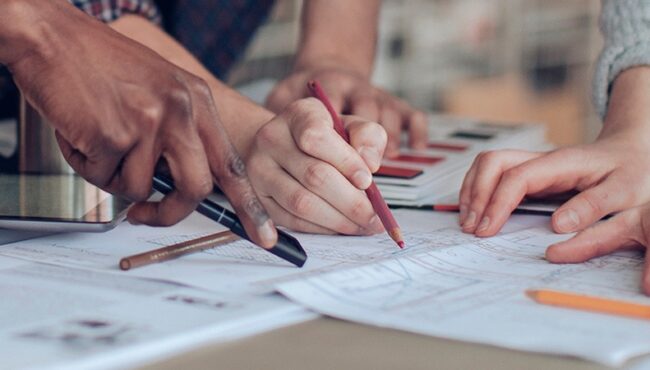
top-left (194, 81), bottom-right (277, 248)
top-left (403, 108), bottom-right (428, 150)
top-left (127, 123), bottom-right (212, 226)
top-left (289, 99), bottom-right (374, 190)
top-left (345, 115), bottom-right (387, 172)
top-left (546, 208), bottom-right (642, 263)
top-left (473, 149), bottom-right (601, 237)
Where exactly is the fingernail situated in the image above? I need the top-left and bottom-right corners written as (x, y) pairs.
top-left (352, 170), bottom-right (372, 189)
top-left (258, 219), bottom-right (277, 248)
top-left (127, 218), bottom-right (141, 226)
top-left (358, 146), bottom-right (381, 171)
top-left (463, 211), bottom-right (477, 229)
top-left (476, 216), bottom-right (490, 233)
top-left (556, 209), bottom-right (579, 233)
top-left (459, 204), bottom-right (468, 225)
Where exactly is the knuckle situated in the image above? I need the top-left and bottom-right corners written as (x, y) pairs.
top-left (501, 167), bottom-right (524, 185)
top-left (348, 196), bottom-right (371, 220)
top-left (136, 101), bottom-right (164, 131)
top-left (285, 98), bottom-right (317, 119)
top-left (304, 162), bottom-right (329, 189)
top-left (215, 150), bottom-right (248, 182)
top-left (589, 238), bottom-right (608, 259)
top-left (580, 191), bottom-right (605, 215)
top-left (189, 76), bottom-right (212, 98)
top-left (182, 175), bottom-right (213, 202)
top-left (469, 186), bottom-right (486, 204)
top-left (382, 118), bottom-right (401, 133)
top-left (297, 124), bottom-right (327, 153)
top-left (409, 110), bottom-right (427, 124)
top-left (255, 124), bottom-right (279, 148)
top-left (158, 212), bottom-right (182, 227)
top-left (477, 151), bottom-right (499, 168)
top-left (361, 121), bottom-right (388, 143)
top-left (288, 190), bottom-right (315, 216)
top-left (335, 221), bottom-right (361, 235)
top-left (195, 177), bottom-right (214, 199)
top-left (225, 152), bottom-right (247, 179)
top-left (107, 131), bottom-right (136, 154)
top-left (124, 186), bottom-right (151, 202)
top-left (618, 211), bottom-right (638, 235)
top-left (241, 195), bottom-right (268, 223)
top-left (167, 84), bottom-right (193, 121)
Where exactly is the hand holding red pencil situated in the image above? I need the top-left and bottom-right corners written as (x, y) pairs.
top-left (244, 97), bottom-right (388, 235)
top-left (308, 80), bottom-right (405, 248)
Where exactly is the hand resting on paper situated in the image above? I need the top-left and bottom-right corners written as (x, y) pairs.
top-left (546, 202), bottom-right (650, 295)
top-left (458, 67), bottom-right (650, 239)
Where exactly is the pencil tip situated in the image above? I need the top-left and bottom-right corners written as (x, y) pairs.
top-left (525, 289), bottom-right (538, 300)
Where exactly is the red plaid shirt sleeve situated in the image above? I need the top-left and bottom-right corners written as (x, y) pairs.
top-left (68, 0), bottom-right (161, 24)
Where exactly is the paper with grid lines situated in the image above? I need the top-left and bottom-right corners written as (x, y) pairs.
top-left (278, 223), bottom-right (650, 366)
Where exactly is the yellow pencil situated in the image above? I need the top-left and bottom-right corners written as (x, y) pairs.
top-left (526, 289), bottom-right (650, 320)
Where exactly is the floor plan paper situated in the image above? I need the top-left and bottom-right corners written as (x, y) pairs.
top-left (277, 223), bottom-right (650, 367)
top-left (0, 210), bottom-right (546, 296)
top-left (0, 255), bottom-right (314, 370)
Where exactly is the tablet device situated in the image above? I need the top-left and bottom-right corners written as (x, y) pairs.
top-left (0, 173), bottom-right (131, 232)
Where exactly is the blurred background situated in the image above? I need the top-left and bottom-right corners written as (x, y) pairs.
top-left (228, 0), bottom-right (602, 146)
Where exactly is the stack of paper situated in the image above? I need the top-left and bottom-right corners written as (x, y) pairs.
top-left (375, 115), bottom-right (548, 206)
top-left (4, 203), bottom-right (650, 368)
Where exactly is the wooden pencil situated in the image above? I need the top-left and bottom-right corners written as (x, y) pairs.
top-left (307, 80), bottom-right (404, 248)
top-left (526, 289), bottom-right (650, 320)
top-left (119, 230), bottom-right (239, 270)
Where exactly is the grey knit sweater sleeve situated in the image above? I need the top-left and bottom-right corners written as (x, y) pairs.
top-left (593, 0), bottom-right (650, 119)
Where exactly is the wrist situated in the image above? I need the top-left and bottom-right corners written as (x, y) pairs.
top-left (208, 81), bottom-right (274, 158)
top-left (293, 54), bottom-right (373, 80)
top-left (0, 0), bottom-right (60, 67)
top-left (599, 66), bottom-right (650, 144)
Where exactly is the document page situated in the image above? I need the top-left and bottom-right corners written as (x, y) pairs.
top-left (0, 255), bottom-right (313, 370)
top-left (0, 210), bottom-right (528, 295)
top-left (278, 222), bottom-right (650, 366)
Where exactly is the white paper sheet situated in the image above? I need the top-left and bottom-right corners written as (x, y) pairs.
top-left (277, 217), bottom-right (650, 367)
top-left (0, 255), bottom-right (314, 370)
top-left (0, 210), bottom-right (524, 295)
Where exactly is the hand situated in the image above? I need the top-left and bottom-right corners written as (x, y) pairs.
top-left (546, 202), bottom-right (650, 295)
top-left (458, 136), bottom-right (650, 238)
top-left (266, 67), bottom-right (427, 157)
top-left (245, 98), bottom-right (387, 234)
top-left (4, 0), bottom-right (276, 247)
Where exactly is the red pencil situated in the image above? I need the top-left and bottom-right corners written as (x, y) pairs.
top-left (307, 80), bottom-right (405, 249)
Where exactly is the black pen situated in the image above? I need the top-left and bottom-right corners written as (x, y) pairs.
top-left (152, 174), bottom-right (307, 267)
top-left (391, 203), bottom-right (555, 216)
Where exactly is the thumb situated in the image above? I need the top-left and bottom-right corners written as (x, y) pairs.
top-left (546, 207), bottom-right (642, 264)
top-left (551, 177), bottom-right (631, 234)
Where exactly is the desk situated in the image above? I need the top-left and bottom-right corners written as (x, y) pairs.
top-left (138, 317), bottom-right (629, 370)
